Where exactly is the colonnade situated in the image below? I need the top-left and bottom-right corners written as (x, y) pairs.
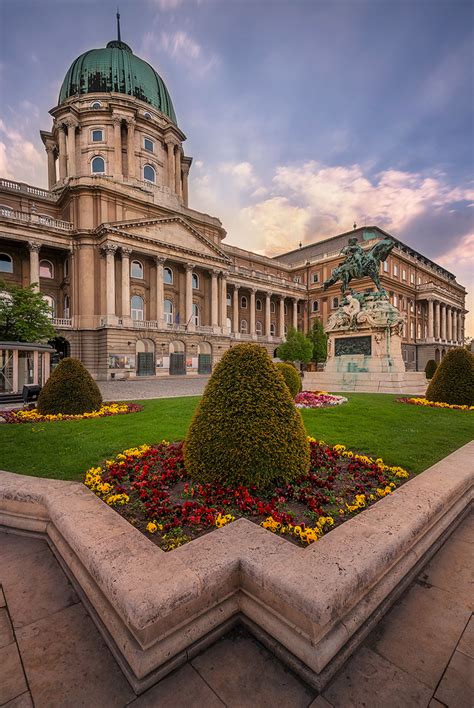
top-left (426, 298), bottom-right (464, 344)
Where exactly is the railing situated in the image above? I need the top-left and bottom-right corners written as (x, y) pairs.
top-left (51, 318), bottom-right (72, 328)
top-left (0, 178), bottom-right (56, 201)
top-left (0, 208), bottom-right (73, 231)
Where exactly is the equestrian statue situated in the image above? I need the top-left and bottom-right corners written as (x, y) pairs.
top-left (323, 237), bottom-right (395, 294)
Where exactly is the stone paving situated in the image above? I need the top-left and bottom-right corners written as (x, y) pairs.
top-left (0, 512), bottom-right (472, 708)
top-left (98, 376), bottom-right (210, 402)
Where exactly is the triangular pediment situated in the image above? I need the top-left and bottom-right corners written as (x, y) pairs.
top-left (101, 217), bottom-right (230, 263)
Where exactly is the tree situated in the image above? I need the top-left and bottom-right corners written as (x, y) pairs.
top-left (426, 348), bottom-right (474, 406)
top-left (0, 281), bottom-right (56, 343)
top-left (37, 357), bottom-right (103, 414)
top-left (276, 327), bottom-right (313, 364)
top-left (184, 343), bottom-right (309, 489)
top-left (307, 318), bottom-right (328, 363)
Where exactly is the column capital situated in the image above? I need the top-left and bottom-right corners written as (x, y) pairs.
top-left (219, 270), bottom-right (228, 280)
top-left (44, 142), bottom-right (56, 154)
top-left (154, 255), bottom-right (166, 266)
top-left (64, 118), bottom-right (79, 130)
top-left (248, 286), bottom-right (257, 293)
top-left (232, 283), bottom-right (240, 292)
top-left (185, 263), bottom-right (194, 272)
top-left (125, 117), bottom-right (136, 128)
top-left (181, 161), bottom-right (190, 176)
top-left (210, 268), bottom-right (220, 277)
top-left (101, 243), bottom-right (117, 256)
top-left (27, 242), bottom-right (41, 253)
top-left (112, 115), bottom-right (124, 125)
top-left (121, 247), bottom-right (133, 257)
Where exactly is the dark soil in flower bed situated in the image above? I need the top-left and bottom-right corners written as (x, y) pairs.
top-left (85, 440), bottom-right (410, 550)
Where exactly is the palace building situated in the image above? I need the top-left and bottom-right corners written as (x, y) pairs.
top-left (0, 34), bottom-right (467, 384)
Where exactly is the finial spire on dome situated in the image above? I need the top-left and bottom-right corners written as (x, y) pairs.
top-left (116, 8), bottom-right (121, 42)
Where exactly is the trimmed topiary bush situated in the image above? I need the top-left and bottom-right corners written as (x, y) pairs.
top-left (424, 359), bottom-right (437, 380)
top-left (37, 357), bottom-right (103, 415)
top-left (426, 348), bottom-right (474, 406)
top-left (184, 343), bottom-right (310, 489)
top-left (275, 362), bottom-right (302, 397)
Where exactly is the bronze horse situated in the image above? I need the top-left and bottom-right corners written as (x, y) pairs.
top-left (323, 238), bottom-right (395, 294)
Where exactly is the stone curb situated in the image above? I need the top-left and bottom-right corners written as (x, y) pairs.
top-left (0, 441), bottom-right (472, 693)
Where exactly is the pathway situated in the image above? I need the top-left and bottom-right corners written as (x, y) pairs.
top-left (0, 512), bottom-right (472, 707)
top-left (99, 376), bottom-right (210, 402)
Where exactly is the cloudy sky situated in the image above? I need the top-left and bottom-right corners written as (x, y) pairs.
top-left (1, 0), bottom-right (473, 332)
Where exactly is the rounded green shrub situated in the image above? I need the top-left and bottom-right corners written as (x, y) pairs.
top-left (37, 357), bottom-right (103, 415)
top-left (424, 359), bottom-right (437, 380)
top-left (275, 362), bottom-right (302, 397)
top-left (184, 343), bottom-right (310, 489)
top-left (426, 348), bottom-right (474, 406)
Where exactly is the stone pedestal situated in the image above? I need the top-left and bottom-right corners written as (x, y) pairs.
top-left (306, 292), bottom-right (427, 394)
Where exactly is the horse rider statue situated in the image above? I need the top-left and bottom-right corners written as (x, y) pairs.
top-left (323, 237), bottom-right (395, 294)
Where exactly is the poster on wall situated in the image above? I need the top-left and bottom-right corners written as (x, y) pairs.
top-left (108, 354), bottom-right (136, 369)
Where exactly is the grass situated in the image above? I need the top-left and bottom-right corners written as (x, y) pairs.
top-left (0, 393), bottom-right (472, 481)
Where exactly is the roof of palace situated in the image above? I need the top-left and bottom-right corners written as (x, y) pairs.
top-left (58, 40), bottom-right (177, 124)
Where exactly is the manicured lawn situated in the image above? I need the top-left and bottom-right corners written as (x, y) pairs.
top-left (0, 393), bottom-right (472, 481)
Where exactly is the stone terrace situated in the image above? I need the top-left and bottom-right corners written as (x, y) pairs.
top-left (1, 512), bottom-right (472, 707)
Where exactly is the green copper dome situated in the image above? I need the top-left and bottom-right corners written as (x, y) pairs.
top-left (59, 40), bottom-right (177, 124)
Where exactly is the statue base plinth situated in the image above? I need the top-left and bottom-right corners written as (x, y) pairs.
top-left (306, 292), bottom-right (427, 394)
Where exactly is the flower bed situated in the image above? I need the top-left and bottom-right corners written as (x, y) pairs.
top-left (295, 391), bottom-right (348, 408)
top-left (0, 402), bottom-right (143, 423)
top-left (398, 397), bottom-right (473, 411)
top-left (84, 439), bottom-right (409, 550)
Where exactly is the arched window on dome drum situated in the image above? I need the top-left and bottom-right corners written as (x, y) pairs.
top-left (91, 101), bottom-right (102, 109)
top-left (164, 299), bottom-right (173, 324)
top-left (131, 295), bottom-right (144, 321)
top-left (91, 129), bottom-right (104, 142)
top-left (91, 156), bottom-right (105, 174)
top-left (0, 253), bottom-right (13, 273)
top-left (131, 260), bottom-right (143, 279)
top-left (192, 303), bottom-right (200, 326)
top-left (43, 295), bottom-right (55, 319)
top-left (143, 112), bottom-right (152, 120)
top-left (192, 273), bottom-right (199, 290)
top-left (144, 165), bottom-right (156, 183)
top-left (164, 267), bottom-right (173, 284)
top-left (39, 260), bottom-right (54, 279)
top-left (144, 138), bottom-right (154, 152)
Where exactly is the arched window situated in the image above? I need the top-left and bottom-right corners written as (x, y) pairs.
top-left (312, 300), bottom-right (319, 313)
top-left (143, 164), bottom-right (156, 183)
top-left (43, 295), bottom-right (55, 318)
top-left (40, 260), bottom-right (54, 279)
top-left (256, 299), bottom-right (262, 311)
top-left (226, 293), bottom-right (231, 307)
top-left (270, 301), bottom-right (276, 314)
top-left (192, 273), bottom-right (199, 289)
top-left (164, 267), bottom-right (173, 284)
top-left (192, 303), bottom-right (200, 326)
top-left (284, 304), bottom-right (288, 315)
top-left (131, 295), bottom-right (144, 321)
top-left (144, 138), bottom-right (154, 152)
top-left (256, 321), bottom-right (263, 335)
top-left (64, 258), bottom-right (69, 278)
top-left (90, 101), bottom-right (102, 109)
top-left (240, 319), bottom-right (248, 333)
top-left (63, 295), bottom-right (70, 318)
top-left (270, 323), bottom-right (276, 336)
top-left (241, 296), bottom-right (247, 309)
top-left (164, 299), bottom-right (173, 324)
top-left (0, 253), bottom-right (13, 273)
top-left (91, 156), bottom-right (105, 174)
top-left (143, 111), bottom-right (152, 120)
top-left (131, 260), bottom-right (143, 279)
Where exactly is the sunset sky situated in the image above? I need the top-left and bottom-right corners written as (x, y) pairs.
top-left (1, 0), bottom-right (473, 333)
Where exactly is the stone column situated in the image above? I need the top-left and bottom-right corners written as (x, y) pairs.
top-left (121, 248), bottom-right (132, 318)
top-left (185, 264), bottom-right (194, 332)
top-left (220, 272), bottom-right (228, 331)
top-left (427, 299), bottom-right (434, 339)
top-left (452, 309), bottom-right (458, 343)
top-left (155, 256), bottom-right (165, 325)
top-left (28, 242), bottom-right (41, 289)
top-left (447, 306), bottom-right (452, 341)
top-left (434, 300), bottom-right (440, 339)
top-left (45, 144), bottom-right (56, 190)
top-left (103, 244), bottom-right (117, 316)
top-left (232, 285), bottom-right (240, 335)
top-left (292, 299), bottom-right (298, 329)
top-left (211, 269), bottom-right (219, 329)
top-left (441, 303), bottom-right (446, 340)
top-left (175, 147), bottom-right (182, 198)
top-left (459, 313), bottom-right (465, 343)
top-left (265, 294), bottom-right (271, 337)
top-left (65, 120), bottom-right (77, 177)
top-left (113, 117), bottom-right (123, 178)
top-left (58, 126), bottom-right (67, 180)
top-left (279, 296), bottom-right (285, 338)
top-left (165, 140), bottom-right (175, 189)
top-left (249, 289), bottom-right (256, 337)
top-left (126, 119), bottom-right (136, 179)
top-left (182, 162), bottom-right (190, 206)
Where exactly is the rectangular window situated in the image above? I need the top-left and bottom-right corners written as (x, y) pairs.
top-left (92, 129), bottom-right (103, 142)
top-left (402, 269), bottom-right (406, 280)
top-left (384, 261), bottom-right (389, 272)
top-left (410, 272), bottom-right (415, 284)
top-left (393, 264), bottom-right (398, 277)
top-left (312, 272), bottom-right (319, 284)
top-left (393, 294), bottom-right (398, 307)
top-left (144, 138), bottom-right (154, 152)
top-left (332, 297), bottom-right (339, 309)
